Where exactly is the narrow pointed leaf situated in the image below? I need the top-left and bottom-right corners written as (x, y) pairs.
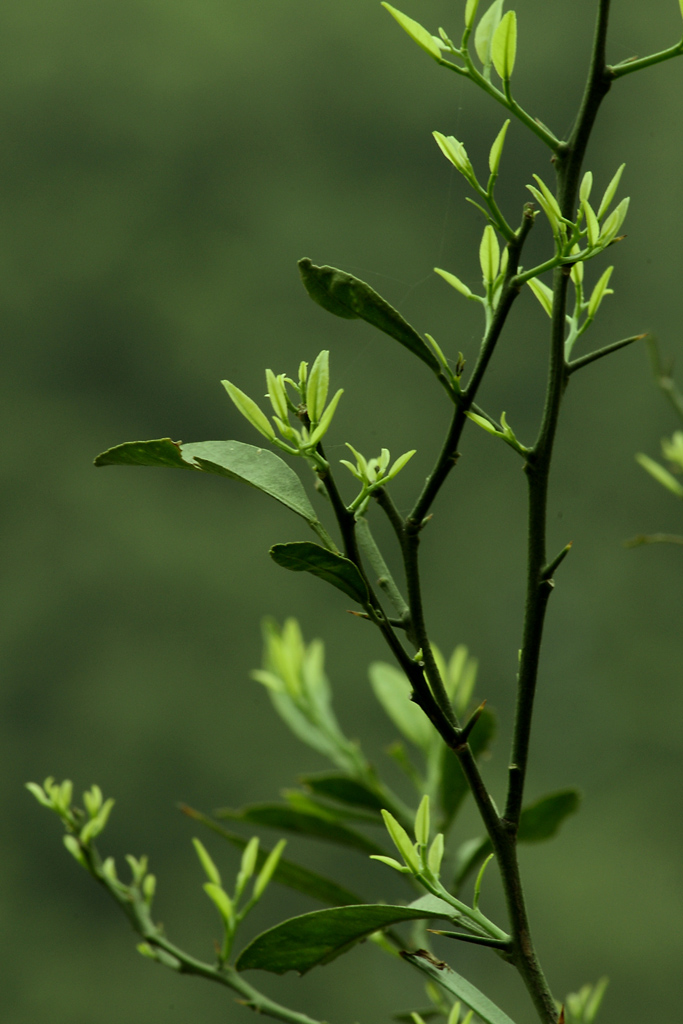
top-left (299, 259), bottom-right (439, 373)
top-left (435, 267), bottom-right (473, 298)
top-left (216, 803), bottom-right (385, 855)
top-left (488, 119), bottom-right (510, 175)
top-left (636, 454), bottom-right (683, 497)
top-left (180, 806), bottom-right (364, 906)
top-left (270, 542), bottom-right (369, 604)
top-left (596, 163), bottom-right (625, 220)
top-left (402, 950), bottom-right (519, 1024)
top-left (381, 3), bottom-right (442, 60)
top-left (236, 903), bottom-right (456, 974)
top-left (300, 773), bottom-right (385, 814)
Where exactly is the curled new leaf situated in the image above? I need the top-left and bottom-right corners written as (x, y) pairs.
top-left (299, 259), bottom-right (440, 373)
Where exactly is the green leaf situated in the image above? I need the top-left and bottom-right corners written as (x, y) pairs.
top-left (381, 4), bottom-right (442, 60)
top-left (95, 437), bottom-right (320, 526)
top-left (438, 708), bottom-right (496, 828)
top-left (180, 806), bottom-right (364, 906)
top-left (491, 10), bottom-right (516, 81)
top-left (517, 789), bottom-right (581, 842)
top-left (300, 773), bottom-right (385, 814)
top-left (474, 0), bottom-right (504, 66)
top-left (94, 437), bottom-right (196, 469)
top-left (488, 119), bottom-right (510, 175)
top-left (369, 661), bottom-right (434, 753)
top-left (216, 803), bottom-right (385, 855)
top-left (402, 950), bottom-right (519, 1024)
top-left (270, 542), bottom-right (369, 604)
top-left (454, 788), bottom-right (580, 886)
top-left (222, 380), bottom-right (276, 441)
top-left (236, 903), bottom-right (456, 975)
top-left (636, 453), bottom-right (683, 497)
top-left (182, 441), bottom-right (317, 521)
top-left (298, 259), bottom-right (440, 373)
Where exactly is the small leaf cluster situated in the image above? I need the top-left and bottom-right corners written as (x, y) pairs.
top-left (559, 977), bottom-right (609, 1024)
top-left (193, 836), bottom-right (285, 963)
top-left (223, 350), bottom-right (342, 470)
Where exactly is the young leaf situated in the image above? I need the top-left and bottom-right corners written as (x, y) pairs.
top-left (434, 267), bottom-right (473, 299)
top-left (217, 803), bottom-right (385, 855)
top-left (381, 808), bottom-right (421, 872)
top-left (474, 0), bottom-right (504, 67)
top-left (635, 454), bottom-right (683, 497)
top-left (491, 10), bottom-right (517, 81)
top-left (306, 350), bottom-right (330, 424)
top-left (269, 542), bottom-right (369, 604)
top-left (586, 266), bottom-right (614, 319)
top-left (526, 277), bottom-right (553, 318)
top-left (299, 260), bottom-right (440, 373)
top-left (192, 837), bottom-right (222, 886)
top-left (479, 225), bottom-right (500, 285)
top-left (381, 3), bottom-right (442, 60)
top-left (488, 119), bottom-right (510, 175)
top-left (222, 380), bottom-right (277, 441)
top-left (414, 795), bottom-right (430, 847)
top-left (402, 950), bottom-right (519, 1024)
top-left (235, 903), bottom-right (456, 974)
top-left (253, 839), bottom-right (287, 900)
top-left (596, 163), bottom-right (625, 220)
top-left (180, 807), bottom-right (365, 906)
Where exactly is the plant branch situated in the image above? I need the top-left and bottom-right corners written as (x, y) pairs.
top-left (608, 38), bottom-right (683, 79)
top-left (566, 333), bottom-right (644, 374)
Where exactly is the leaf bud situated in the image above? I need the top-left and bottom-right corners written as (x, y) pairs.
top-left (488, 119), bottom-right (510, 175)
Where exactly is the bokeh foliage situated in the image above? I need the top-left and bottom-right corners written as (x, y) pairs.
top-left (2, 1), bottom-right (683, 1021)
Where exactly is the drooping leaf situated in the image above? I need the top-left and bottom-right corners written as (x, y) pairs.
top-left (438, 708), bottom-right (496, 828)
top-left (215, 803), bottom-right (385, 855)
top-left (298, 259), bottom-right (440, 373)
top-left (182, 441), bottom-right (317, 521)
top-left (402, 950), bottom-right (519, 1024)
top-left (270, 542), bottom-right (369, 604)
top-left (516, 789), bottom-right (581, 843)
top-left (453, 788), bottom-right (581, 887)
top-left (300, 773), bottom-right (385, 815)
top-left (180, 806), bottom-right (363, 906)
top-left (236, 903), bottom-right (456, 975)
top-left (94, 437), bottom-right (195, 470)
top-left (95, 437), bottom-right (320, 526)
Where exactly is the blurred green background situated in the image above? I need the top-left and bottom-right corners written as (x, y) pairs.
top-left (2, 1), bottom-right (682, 1021)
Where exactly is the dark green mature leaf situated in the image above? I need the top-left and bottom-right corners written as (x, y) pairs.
top-left (517, 789), bottom-right (581, 843)
top-left (453, 788), bottom-right (581, 888)
top-left (298, 258), bottom-right (440, 373)
top-left (270, 542), bottom-right (369, 604)
top-left (300, 773), bottom-right (385, 815)
top-left (215, 803), bottom-right (385, 855)
top-left (402, 950), bottom-right (519, 1024)
top-left (236, 903), bottom-right (456, 975)
top-left (179, 805), bottom-right (363, 906)
top-left (95, 438), bottom-right (319, 524)
top-left (94, 438), bottom-right (195, 469)
top-left (438, 708), bottom-right (497, 828)
top-left (182, 440), bottom-right (318, 521)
